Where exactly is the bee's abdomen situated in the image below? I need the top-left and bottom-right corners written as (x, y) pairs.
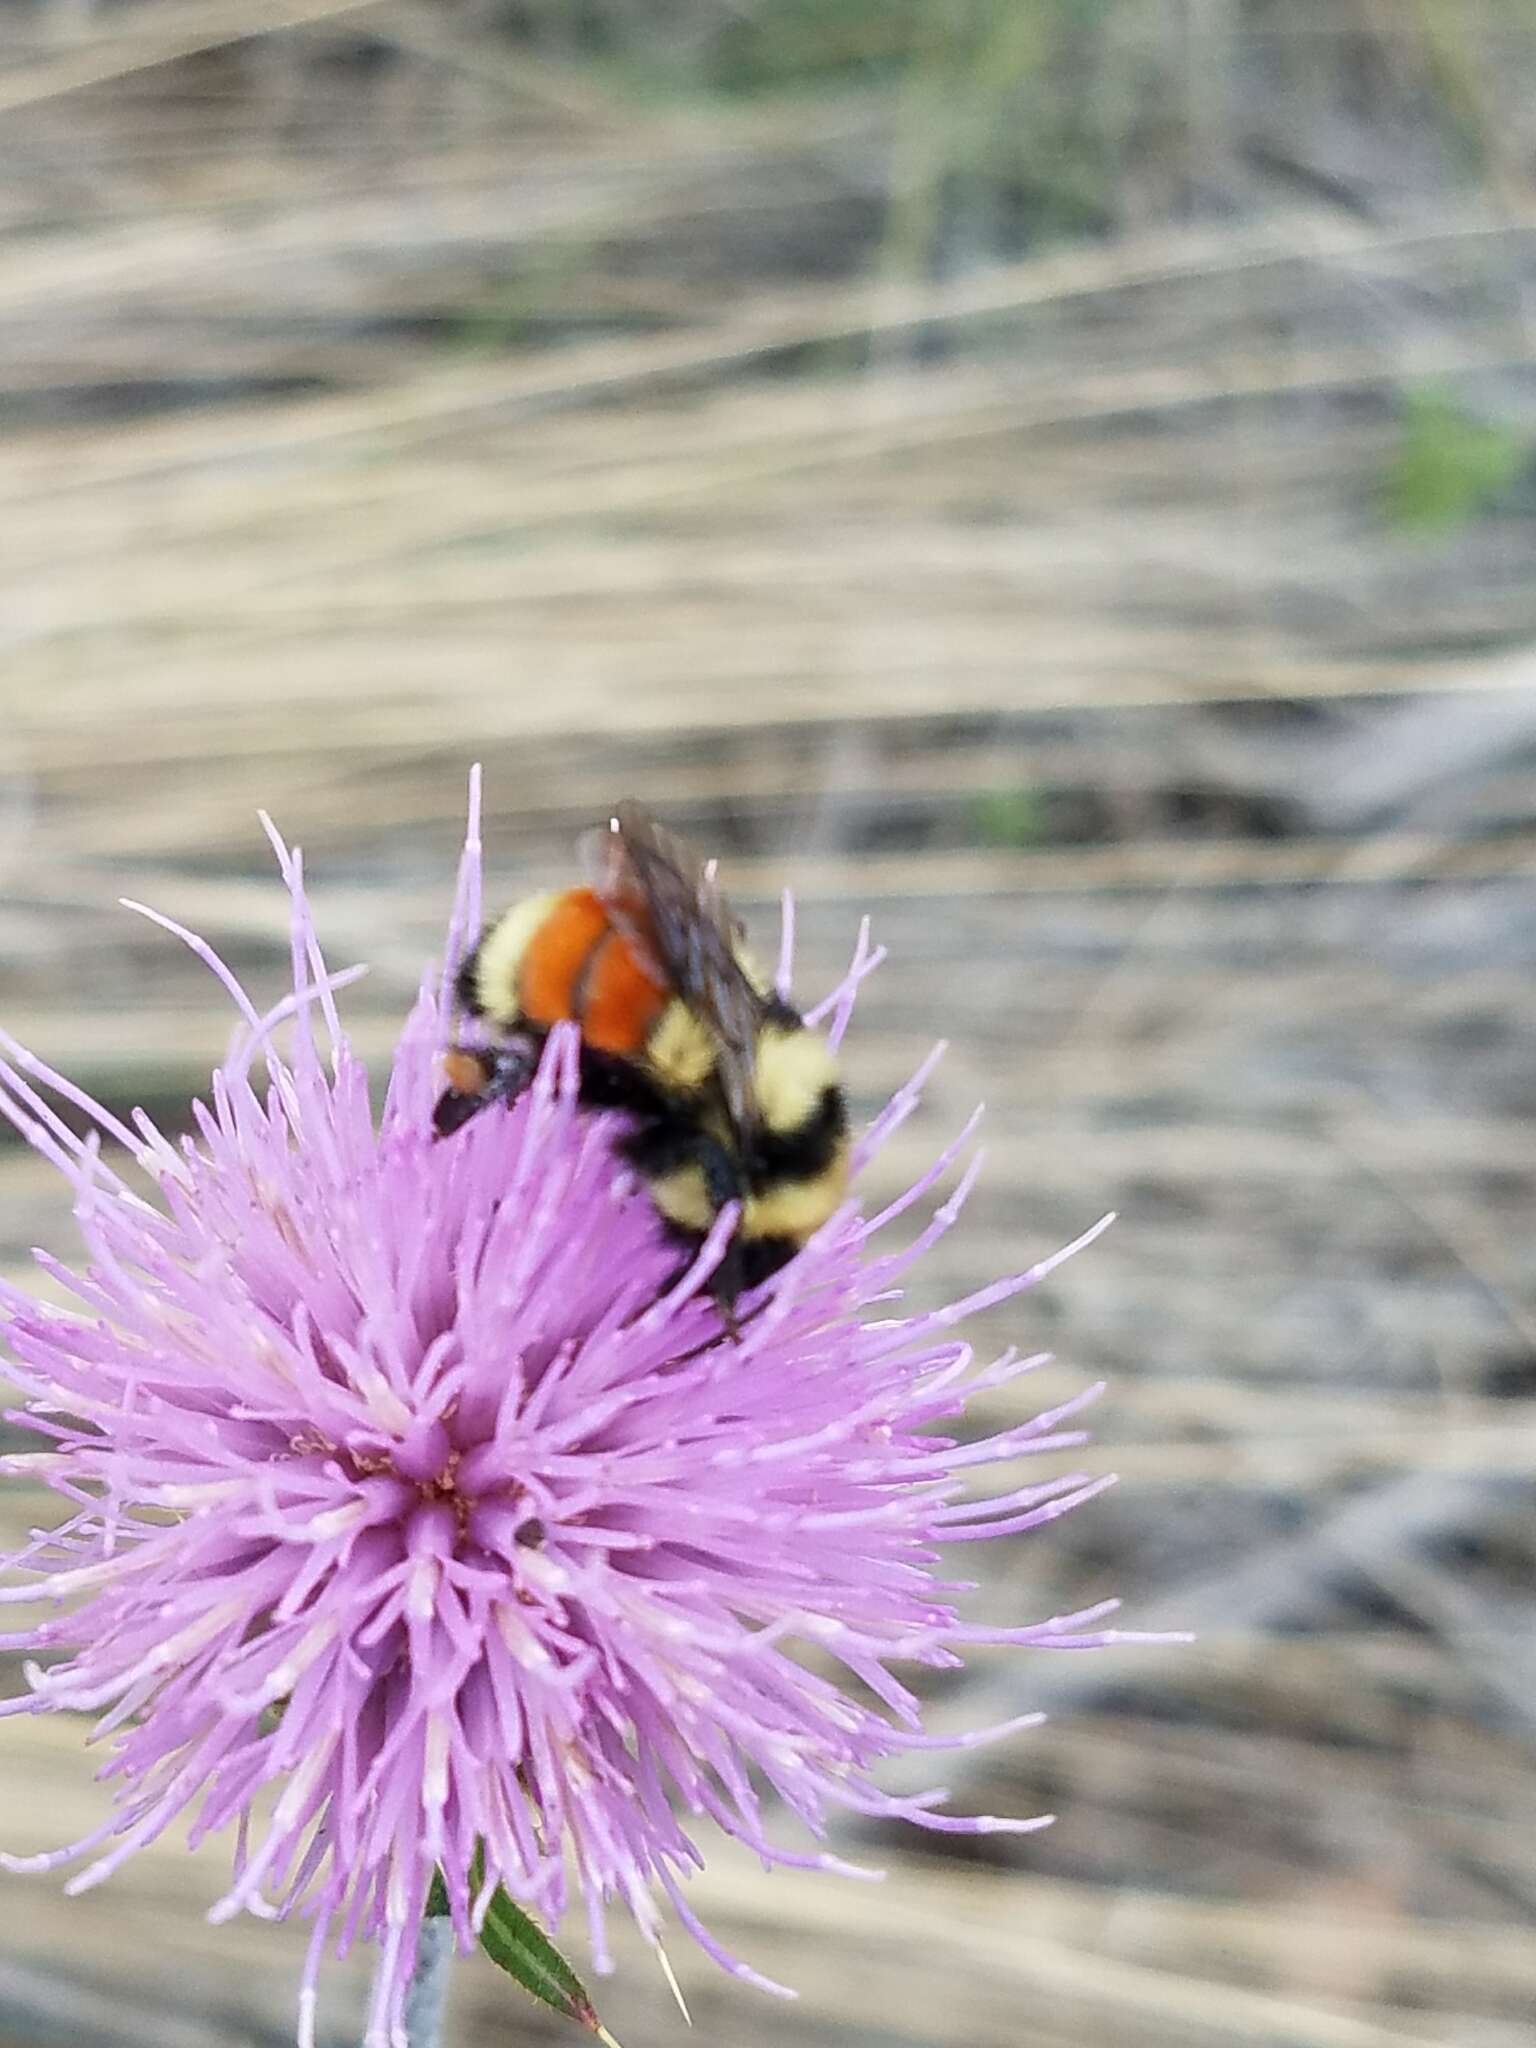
top-left (516, 888), bottom-right (608, 1026)
top-left (515, 887), bottom-right (667, 1056)
top-left (748, 1082), bottom-right (847, 1185)
top-left (580, 925), bottom-right (669, 1055)
top-left (741, 1083), bottom-right (850, 1241)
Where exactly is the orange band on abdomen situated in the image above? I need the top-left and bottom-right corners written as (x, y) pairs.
top-left (580, 928), bottom-right (668, 1055)
top-left (517, 888), bottom-right (610, 1027)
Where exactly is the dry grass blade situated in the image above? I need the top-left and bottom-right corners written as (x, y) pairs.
top-left (0, 0), bottom-right (385, 116)
top-left (1, 10), bottom-right (1534, 2047)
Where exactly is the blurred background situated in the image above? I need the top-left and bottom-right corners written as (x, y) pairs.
top-left (2, 2), bottom-right (1536, 2043)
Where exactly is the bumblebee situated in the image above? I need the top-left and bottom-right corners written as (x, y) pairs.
top-left (434, 801), bottom-right (850, 1318)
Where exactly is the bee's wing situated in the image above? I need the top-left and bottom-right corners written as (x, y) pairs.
top-left (585, 800), bottom-right (763, 1133)
top-left (578, 817), bottom-right (671, 988)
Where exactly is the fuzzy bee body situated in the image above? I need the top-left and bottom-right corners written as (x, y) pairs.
top-left (435, 806), bottom-right (850, 1316)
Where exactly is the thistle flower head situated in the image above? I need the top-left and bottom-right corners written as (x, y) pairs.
top-left (0, 778), bottom-right (1122, 2046)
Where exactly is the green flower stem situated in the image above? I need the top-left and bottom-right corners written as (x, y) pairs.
top-left (401, 1913), bottom-right (455, 2048)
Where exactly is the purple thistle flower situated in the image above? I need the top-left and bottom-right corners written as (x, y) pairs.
top-left (0, 777), bottom-right (1128, 2048)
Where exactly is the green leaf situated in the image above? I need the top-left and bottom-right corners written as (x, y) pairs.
top-left (425, 1853), bottom-right (623, 2045)
top-left (1383, 389), bottom-right (1530, 536)
top-left (974, 787), bottom-right (1046, 847)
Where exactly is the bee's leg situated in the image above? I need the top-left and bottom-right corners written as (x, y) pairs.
top-left (709, 1245), bottom-right (746, 1337)
top-left (691, 1137), bottom-right (750, 1335)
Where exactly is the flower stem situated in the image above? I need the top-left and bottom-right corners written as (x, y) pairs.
top-left (401, 1914), bottom-right (455, 2048)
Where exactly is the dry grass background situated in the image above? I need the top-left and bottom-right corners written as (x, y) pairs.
top-left (2, 2), bottom-right (1536, 2043)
